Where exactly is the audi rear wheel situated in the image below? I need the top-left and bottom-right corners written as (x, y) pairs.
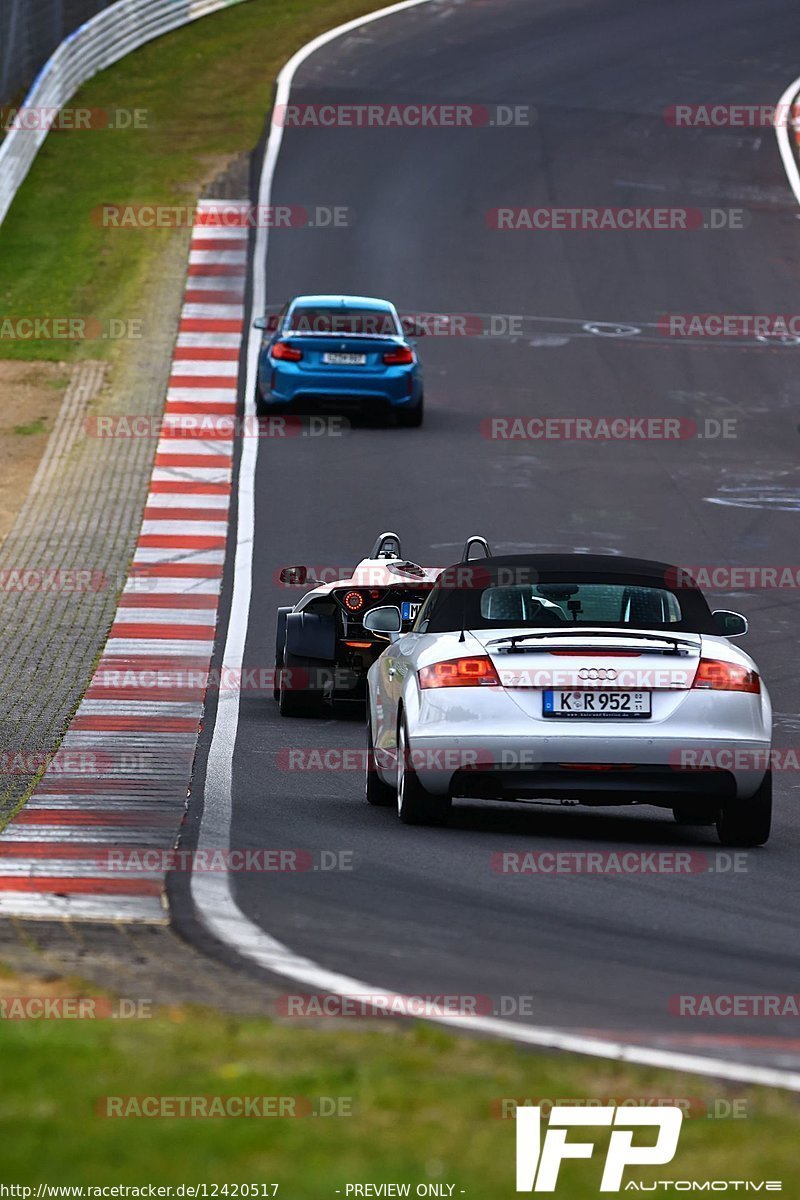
top-left (396, 719), bottom-right (450, 825)
top-left (716, 771), bottom-right (772, 847)
top-left (365, 709), bottom-right (396, 807)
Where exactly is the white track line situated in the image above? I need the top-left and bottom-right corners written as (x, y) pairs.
top-left (190, 3), bottom-right (800, 1092)
top-left (774, 75), bottom-right (800, 204)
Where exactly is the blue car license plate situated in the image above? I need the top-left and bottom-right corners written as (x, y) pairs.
top-left (401, 601), bottom-right (422, 623)
top-left (322, 352), bottom-right (366, 365)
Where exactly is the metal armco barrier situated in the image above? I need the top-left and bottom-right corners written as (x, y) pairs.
top-left (0, 0), bottom-right (249, 229)
top-left (1, 1), bottom-right (109, 108)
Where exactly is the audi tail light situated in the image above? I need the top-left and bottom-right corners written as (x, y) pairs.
top-left (383, 346), bottom-right (415, 366)
top-left (272, 341), bottom-right (303, 362)
top-left (419, 657), bottom-right (500, 689)
top-left (692, 659), bottom-right (760, 694)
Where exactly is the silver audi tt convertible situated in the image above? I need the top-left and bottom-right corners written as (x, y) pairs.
top-left (364, 545), bottom-right (772, 846)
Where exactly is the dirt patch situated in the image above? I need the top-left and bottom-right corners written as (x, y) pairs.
top-left (0, 361), bottom-right (73, 544)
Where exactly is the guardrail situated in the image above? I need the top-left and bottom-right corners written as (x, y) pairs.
top-left (0, 0), bottom-right (249, 229)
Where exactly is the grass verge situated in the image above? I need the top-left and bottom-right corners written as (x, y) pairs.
top-left (0, 0), bottom-right (391, 363)
top-left (0, 361), bottom-right (69, 539)
top-left (0, 969), bottom-right (798, 1192)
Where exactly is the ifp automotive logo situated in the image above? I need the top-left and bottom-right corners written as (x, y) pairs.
top-left (514, 1105), bottom-right (783, 1192)
top-left (515, 1105), bottom-right (683, 1192)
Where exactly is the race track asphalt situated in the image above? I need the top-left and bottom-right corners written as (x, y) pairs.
top-left (179, 0), bottom-right (800, 1069)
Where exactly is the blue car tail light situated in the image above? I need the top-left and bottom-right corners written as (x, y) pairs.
top-left (272, 341), bottom-right (303, 362)
top-left (382, 346), bottom-right (415, 365)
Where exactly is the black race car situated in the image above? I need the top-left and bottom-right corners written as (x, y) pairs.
top-left (274, 532), bottom-right (489, 716)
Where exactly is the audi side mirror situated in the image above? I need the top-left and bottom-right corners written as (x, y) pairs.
top-left (363, 606), bottom-right (402, 636)
top-left (712, 610), bottom-right (748, 638)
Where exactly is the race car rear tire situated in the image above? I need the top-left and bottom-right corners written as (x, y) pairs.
top-left (256, 388), bottom-right (288, 420)
top-left (396, 395), bottom-right (424, 428)
top-left (672, 803), bottom-right (718, 827)
top-left (278, 650), bottom-right (324, 717)
top-left (365, 712), bottom-right (395, 807)
top-left (716, 771), bottom-right (772, 847)
top-left (255, 382), bottom-right (269, 417)
top-left (396, 718), bottom-right (450, 825)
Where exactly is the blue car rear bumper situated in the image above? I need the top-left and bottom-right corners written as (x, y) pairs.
top-left (257, 356), bottom-right (423, 409)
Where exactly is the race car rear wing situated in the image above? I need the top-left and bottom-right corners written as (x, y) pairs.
top-left (370, 531), bottom-right (403, 559)
top-left (461, 535), bottom-right (493, 562)
top-left (370, 531), bottom-right (493, 565)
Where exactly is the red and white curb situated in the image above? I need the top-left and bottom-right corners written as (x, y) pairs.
top-left (0, 199), bottom-right (248, 921)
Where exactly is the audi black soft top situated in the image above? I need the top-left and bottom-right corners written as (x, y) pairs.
top-left (447, 551), bottom-right (687, 579)
top-left (422, 552), bottom-right (717, 635)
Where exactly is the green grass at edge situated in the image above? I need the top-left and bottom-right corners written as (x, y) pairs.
top-left (0, 0), bottom-right (390, 363)
top-left (0, 984), bottom-right (798, 1193)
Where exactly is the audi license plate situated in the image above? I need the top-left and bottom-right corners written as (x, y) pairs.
top-left (543, 689), bottom-right (651, 718)
top-left (323, 352), bottom-right (366, 365)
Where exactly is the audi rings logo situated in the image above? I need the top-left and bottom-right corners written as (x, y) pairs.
top-left (578, 668), bottom-right (618, 681)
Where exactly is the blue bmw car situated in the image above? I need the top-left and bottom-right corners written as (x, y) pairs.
top-left (254, 294), bottom-right (424, 426)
